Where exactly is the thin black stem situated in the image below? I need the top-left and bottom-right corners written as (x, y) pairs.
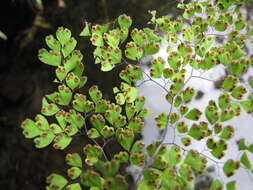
top-left (83, 113), bottom-right (109, 162)
top-left (191, 75), bottom-right (215, 82)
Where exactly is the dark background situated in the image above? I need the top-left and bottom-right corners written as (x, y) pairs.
top-left (0, 0), bottom-right (180, 189)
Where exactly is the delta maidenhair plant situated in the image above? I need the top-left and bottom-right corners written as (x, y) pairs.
top-left (21, 0), bottom-right (253, 189)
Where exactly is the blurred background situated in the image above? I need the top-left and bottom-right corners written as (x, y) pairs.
top-left (0, 0), bottom-right (180, 189)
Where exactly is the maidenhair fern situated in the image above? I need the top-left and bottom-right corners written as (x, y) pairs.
top-left (21, 0), bottom-right (253, 189)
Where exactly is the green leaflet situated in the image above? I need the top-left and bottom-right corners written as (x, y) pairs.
top-left (103, 175), bottom-right (128, 190)
top-left (130, 152), bottom-right (146, 167)
top-left (118, 14), bottom-right (132, 28)
top-left (87, 128), bottom-right (100, 139)
top-left (101, 60), bottom-right (114, 72)
top-left (65, 183), bottom-right (82, 190)
top-left (95, 99), bottom-right (108, 113)
top-left (155, 16), bottom-right (171, 31)
top-left (147, 141), bottom-right (161, 157)
top-left (61, 37), bottom-right (77, 58)
top-left (38, 48), bottom-right (61, 67)
top-left (131, 28), bottom-right (148, 46)
top-left (144, 40), bottom-right (160, 55)
top-left (202, 36), bottom-right (214, 51)
top-left (249, 77), bottom-right (253, 89)
top-left (120, 82), bottom-right (138, 103)
top-left (214, 20), bottom-right (228, 32)
top-left (131, 140), bottom-right (145, 153)
top-left (185, 108), bottom-right (202, 121)
top-left (80, 22), bottom-right (91, 36)
top-left (237, 138), bottom-right (248, 151)
top-left (182, 87), bottom-right (195, 103)
top-left (90, 114), bottom-right (105, 132)
top-left (53, 134), bottom-right (72, 150)
top-left (128, 117), bottom-right (144, 133)
top-left (180, 105), bottom-right (189, 115)
top-left (104, 29), bottom-right (121, 48)
top-left (183, 8), bottom-right (195, 20)
top-left (68, 167), bottom-right (82, 180)
top-left (205, 100), bottom-right (219, 125)
top-left (90, 33), bottom-right (104, 47)
top-left (89, 85), bottom-right (103, 103)
top-left (227, 181), bottom-right (236, 190)
top-left (66, 72), bottom-right (81, 90)
top-left (65, 110), bottom-right (85, 129)
top-left (119, 64), bottom-right (142, 84)
top-left (135, 96), bottom-right (146, 113)
top-left (179, 164), bottom-right (195, 182)
top-left (57, 84), bottom-right (72, 106)
top-left (81, 170), bottom-right (105, 187)
top-left (34, 131), bottom-right (55, 148)
top-left (138, 108), bottom-right (151, 118)
top-left (21, 119), bottom-right (42, 138)
top-left (101, 126), bottom-right (114, 138)
top-left (182, 27), bottom-right (194, 42)
top-left (155, 113), bottom-right (168, 129)
top-left (240, 100), bottom-right (253, 113)
top-left (144, 168), bottom-right (162, 183)
top-left (210, 179), bottom-right (224, 190)
top-left (177, 121), bottom-right (188, 134)
top-left (95, 46), bottom-right (122, 69)
top-left (222, 75), bottom-right (239, 91)
top-left (45, 35), bottom-right (61, 52)
top-left (41, 98), bottom-right (60, 116)
top-left (181, 137), bottom-right (191, 147)
top-left (66, 153), bottom-right (82, 168)
top-left (235, 18), bottom-right (246, 30)
top-left (209, 139), bottom-right (228, 159)
top-left (167, 51), bottom-right (182, 70)
top-left (63, 50), bottom-right (83, 72)
top-left (125, 102), bottom-right (136, 119)
top-left (115, 93), bottom-right (126, 105)
top-left (188, 121), bottom-right (211, 140)
top-left (104, 103), bottom-right (122, 125)
top-left (116, 128), bottom-right (134, 151)
top-left (214, 123), bottom-right (223, 134)
top-left (56, 66), bottom-right (68, 81)
top-left (231, 85), bottom-right (247, 100)
top-left (168, 112), bottom-right (179, 124)
top-left (174, 95), bottom-right (182, 107)
top-left (143, 28), bottom-right (160, 41)
top-left (184, 149), bottom-right (207, 173)
top-left (114, 151), bottom-right (129, 163)
top-left (95, 159), bottom-right (120, 177)
top-left (218, 93), bottom-right (231, 110)
top-left (35, 114), bottom-right (49, 131)
top-left (56, 27), bottom-right (71, 45)
top-left (64, 124), bottom-right (78, 136)
top-left (150, 57), bottom-right (165, 78)
top-left (153, 144), bottom-right (183, 170)
top-left (84, 144), bottom-right (103, 166)
top-left (119, 27), bottom-right (129, 41)
top-left (223, 159), bottom-right (240, 177)
top-left (91, 24), bottom-right (109, 35)
top-left (125, 41), bottom-right (143, 60)
top-left (240, 152), bottom-right (251, 169)
top-left (46, 173), bottom-right (68, 190)
top-left (49, 123), bottom-right (63, 134)
top-left (229, 59), bottom-right (249, 75)
top-left (220, 125), bottom-right (234, 140)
